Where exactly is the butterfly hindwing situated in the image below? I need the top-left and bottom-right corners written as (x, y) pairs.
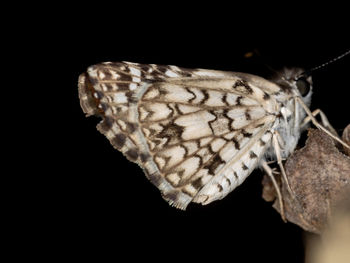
top-left (78, 62), bottom-right (279, 209)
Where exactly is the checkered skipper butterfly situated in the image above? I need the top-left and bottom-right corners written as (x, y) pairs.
top-left (78, 55), bottom-right (349, 215)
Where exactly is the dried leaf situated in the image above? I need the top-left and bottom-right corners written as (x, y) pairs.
top-left (342, 124), bottom-right (350, 156)
top-left (262, 128), bottom-right (350, 233)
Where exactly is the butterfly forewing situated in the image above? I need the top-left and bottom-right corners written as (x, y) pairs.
top-left (78, 62), bottom-right (281, 209)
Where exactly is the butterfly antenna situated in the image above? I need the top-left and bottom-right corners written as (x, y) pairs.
top-left (302, 49), bottom-right (350, 77)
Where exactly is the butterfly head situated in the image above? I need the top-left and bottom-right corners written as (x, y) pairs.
top-left (272, 67), bottom-right (313, 106)
top-left (292, 70), bottom-right (313, 108)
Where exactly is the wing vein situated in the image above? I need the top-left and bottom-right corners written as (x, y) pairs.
top-left (139, 100), bottom-right (260, 109)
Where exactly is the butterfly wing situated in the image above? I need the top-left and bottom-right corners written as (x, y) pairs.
top-left (78, 62), bottom-right (280, 209)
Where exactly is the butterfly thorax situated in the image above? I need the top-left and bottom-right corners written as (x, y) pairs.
top-left (265, 68), bottom-right (312, 159)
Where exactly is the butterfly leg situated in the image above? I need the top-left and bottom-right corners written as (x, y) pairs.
top-left (272, 131), bottom-right (294, 198)
top-left (296, 97), bottom-right (350, 149)
top-left (301, 109), bottom-right (338, 137)
top-left (261, 160), bottom-right (286, 222)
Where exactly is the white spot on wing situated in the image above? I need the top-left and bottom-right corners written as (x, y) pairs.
top-left (132, 77), bottom-right (141, 83)
top-left (183, 142), bottom-right (199, 155)
top-left (225, 93), bottom-right (240, 105)
top-left (175, 111), bottom-right (216, 140)
top-left (155, 156), bottom-right (166, 170)
top-left (129, 67), bottom-right (141, 77)
top-left (176, 156), bottom-right (201, 180)
top-left (188, 88), bottom-right (204, 104)
top-left (205, 90), bottom-right (226, 107)
top-left (98, 72), bottom-right (106, 79)
top-left (194, 71), bottom-right (225, 77)
top-left (162, 85), bottom-right (195, 103)
top-left (146, 103), bottom-right (172, 121)
top-left (210, 138), bottom-right (226, 152)
top-left (166, 173), bottom-right (181, 185)
top-left (183, 184), bottom-right (196, 196)
top-left (129, 83), bottom-right (138, 90)
top-left (110, 71), bottom-right (120, 79)
top-left (165, 70), bottom-right (179, 77)
top-left (249, 106), bottom-right (266, 119)
top-left (177, 104), bottom-right (201, 114)
top-left (160, 145), bottom-right (186, 168)
top-left (200, 137), bottom-right (212, 146)
top-left (113, 92), bottom-right (128, 103)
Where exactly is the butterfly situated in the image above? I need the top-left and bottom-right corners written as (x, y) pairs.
top-left (78, 61), bottom-right (348, 213)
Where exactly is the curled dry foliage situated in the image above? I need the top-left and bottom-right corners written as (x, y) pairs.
top-left (262, 128), bottom-right (350, 234)
top-left (343, 124), bottom-right (350, 156)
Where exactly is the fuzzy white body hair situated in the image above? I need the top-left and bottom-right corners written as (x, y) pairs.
top-left (263, 68), bottom-right (312, 160)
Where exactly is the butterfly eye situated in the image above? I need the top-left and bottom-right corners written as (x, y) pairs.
top-left (296, 77), bottom-right (310, 96)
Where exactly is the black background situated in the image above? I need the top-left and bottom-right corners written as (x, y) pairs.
top-left (43, 4), bottom-right (350, 262)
